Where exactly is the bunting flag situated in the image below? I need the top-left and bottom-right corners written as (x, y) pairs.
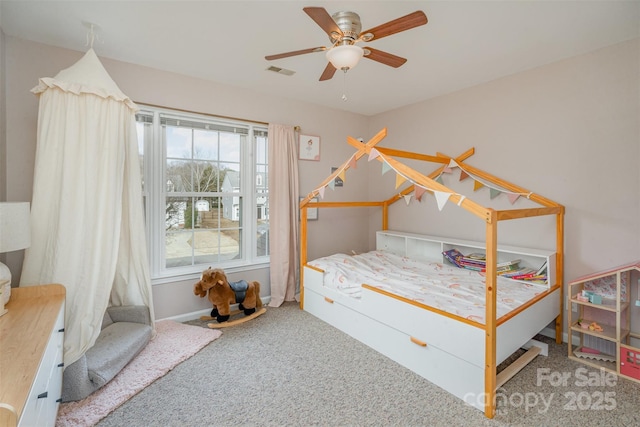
top-left (489, 188), bottom-right (501, 199)
top-left (434, 191), bottom-right (451, 211)
top-left (435, 175), bottom-right (444, 185)
top-left (318, 186), bottom-right (325, 199)
top-left (459, 170), bottom-right (470, 181)
top-left (348, 155), bottom-right (357, 169)
top-left (328, 179), bottom-right (335, 190)
top-left (443, 166), bottom-right (453, 174)
top-left (395, 173), bottom-right (407, 189)
top-left (457, 195), bottom-right (466, 206)
top-left (338, 169), bottom-right (346, 183)
top-left (381, 162), bottom-right (392, 175)
top-left (448, 159), bottom-right (459, 168)
top-left (368, 148), bottom-right (380, 161)
top-left (507, 193), bottom-right (520, 204)
top-left (414, 185), bottom-right (426, 201)
top-left (473, 180), bottom-right (484, 191)
top-left (404, 194), bottom-right (413, 205)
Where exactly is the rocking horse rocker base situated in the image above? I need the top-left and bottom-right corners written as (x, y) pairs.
top-left (201, 306), bottom-right (267, 328)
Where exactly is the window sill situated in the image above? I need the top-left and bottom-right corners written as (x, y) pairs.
top-left (150, 260), bottom-right (270, 286)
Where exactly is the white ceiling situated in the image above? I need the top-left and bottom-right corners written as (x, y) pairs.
top-left (1, 1), bottom-right (638, 116)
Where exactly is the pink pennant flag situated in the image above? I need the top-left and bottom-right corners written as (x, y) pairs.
top-left (404, 195), bottom-right (413, 205)
top-left (395, 173), bottom-right (407, 189)
top-left (459, 170), bottom-right (470, 181)
top-left (507, 193), bottom-right (520, 204)
top-left (368, 148), bottom-right (380, 161)
top-left (414, 185), bottom-right (426, 201)
top-left (348, 155), bottom-right (358, 169)
top-left (434, 191), bottom-right (451, 211)
top-left (473, 180), bottom-right (484, 191)
top-left (443, 167), bottom-right (453, 174)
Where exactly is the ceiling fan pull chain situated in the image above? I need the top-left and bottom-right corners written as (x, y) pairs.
top-left (341, 71), bottom-right (348, 102)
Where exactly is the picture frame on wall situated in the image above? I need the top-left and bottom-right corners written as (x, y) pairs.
top-left (299, 134), bottom-right (320, 161)
top-left (300, 197), bottom-right (319, 220)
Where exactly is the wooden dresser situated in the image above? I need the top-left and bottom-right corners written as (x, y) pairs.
top-left (0, 284), bottom-right (65, 427)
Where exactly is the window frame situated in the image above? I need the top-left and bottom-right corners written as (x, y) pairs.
top-left (136, 105), bottom-right (269, 284)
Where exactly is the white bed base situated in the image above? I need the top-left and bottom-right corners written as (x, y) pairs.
top-left (302, 234), bottom-right (560, 413)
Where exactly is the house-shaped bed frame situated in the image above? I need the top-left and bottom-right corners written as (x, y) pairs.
top-left (299, 128), bottom-right (565, 418)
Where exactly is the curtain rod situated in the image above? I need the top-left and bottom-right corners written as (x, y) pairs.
top-left (135, 101), bottom-right (269, 126)
top-left (134, 101), bottom-right (301, 132)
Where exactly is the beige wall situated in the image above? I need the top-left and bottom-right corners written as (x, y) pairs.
top-left (369, 38), bottom-right (640, 333)
top-left (4, 35), bottom-right (639, 326)
top-left (3, 37), bottom-right (370, 319)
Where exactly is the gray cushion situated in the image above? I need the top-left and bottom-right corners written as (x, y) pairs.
top-left (85, 321), bottom-right (153, 388)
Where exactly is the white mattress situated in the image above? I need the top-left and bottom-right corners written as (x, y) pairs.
top-left (308, 250), bottom-right (547, 324)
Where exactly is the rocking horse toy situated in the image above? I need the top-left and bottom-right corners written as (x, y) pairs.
top-left (193, 267), bottom-right (266, 328)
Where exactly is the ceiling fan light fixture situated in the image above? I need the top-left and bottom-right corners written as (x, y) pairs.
top-left (326, 45), bottom-right (364, 71)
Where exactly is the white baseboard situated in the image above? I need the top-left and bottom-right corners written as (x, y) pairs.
top-left (157, 296), bottom-right (271, 323)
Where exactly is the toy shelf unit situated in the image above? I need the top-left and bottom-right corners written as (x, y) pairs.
top-left (567, 261), bottom-right (640, 382)
top-left (376, 230), bottom-right (556, 287)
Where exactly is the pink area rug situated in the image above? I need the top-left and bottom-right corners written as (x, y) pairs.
top-left (56, 320), bottom-right (221, 427)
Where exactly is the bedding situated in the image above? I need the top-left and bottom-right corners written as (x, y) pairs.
top-left (308, 250), bottom-right (547, 324)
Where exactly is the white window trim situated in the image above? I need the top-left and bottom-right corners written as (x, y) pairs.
top-left (137, 105), bottom-right (269, 283)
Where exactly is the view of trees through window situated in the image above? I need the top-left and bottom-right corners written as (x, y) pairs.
top-left (136, 108), bottom-right (269, 278)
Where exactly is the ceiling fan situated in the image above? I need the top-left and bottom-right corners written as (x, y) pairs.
top-left (265, 7), bottom-right (428, 81)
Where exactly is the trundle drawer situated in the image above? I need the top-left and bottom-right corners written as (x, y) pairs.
top-left (304, 286), bottom-right (485, 407)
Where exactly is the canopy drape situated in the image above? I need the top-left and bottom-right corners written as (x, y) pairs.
top-left (20, 49), bottom-right (154, 366)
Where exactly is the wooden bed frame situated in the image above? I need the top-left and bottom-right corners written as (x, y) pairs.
top-left (299, 128), bottom-right (564, 418)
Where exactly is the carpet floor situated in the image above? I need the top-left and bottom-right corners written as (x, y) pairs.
top-left (90, 302), bottom-right (640, 426)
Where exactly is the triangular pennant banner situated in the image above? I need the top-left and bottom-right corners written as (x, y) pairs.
top-left (414, 185), bottom-right (426, 201)
top-left (328, 179), bottom-right (335, 190)
top-left (404, 195), bottom-right (413, 205)
top-left (448, 159), bottom-right (459, 168)
top-left (507, 193), bottom-right (520, 204)
top-left (338, 170), bottom-right (346, 183)
top-left (368, 148), bottom-right (380, 161)
top-left (459, 170), bottom-right (470, 181)
top-left (395, 173), bottom-right (407, 189)
top-left (489, 188), bottom-right (501, 199)
top-left (473, 180), bottom-right (484, 191)
top-left (435, 175), bottom-right (444, 185)
top-left (434, 191), bottom-right (451, 211)
top-left (318, 187), bottom-right (325, 199)
top-left (348, 155), bottom-right (357, 169)
top-left (443, 167), bottom-right (453, 174)
top-left (381, 162), bottom-right (392, 175)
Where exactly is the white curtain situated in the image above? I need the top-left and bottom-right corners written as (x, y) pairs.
top-left (267, 124), bottom-right (299, 307)
top-left (20, 49), bottom-right (154, 366)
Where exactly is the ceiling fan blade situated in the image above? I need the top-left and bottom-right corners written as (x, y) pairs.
top-left (363, 48), bottom-right (407, 68)
top-left (361, 11), bottom-right (427, 41)
top-left (303, 7), bottom-right (342, 39)
top-left (265, 47), bottom-right (326, 61)
top-left (319, 63), bottom-right (337, 81)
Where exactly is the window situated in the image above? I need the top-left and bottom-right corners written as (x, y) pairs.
top-left (136, 106), bottom-right (269, 281)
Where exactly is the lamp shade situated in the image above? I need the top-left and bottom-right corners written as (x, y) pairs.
top-left (326, 45), bottom-right (364, 70)
top-left (0, 202), bottom-right (31, 253)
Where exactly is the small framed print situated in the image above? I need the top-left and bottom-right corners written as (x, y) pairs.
top-left (299, 134), bottom-right (320, 161)
top-left (300, 197), bottom-right (319, 220)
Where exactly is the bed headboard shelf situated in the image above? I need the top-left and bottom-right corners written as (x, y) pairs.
top-left (376, 230), bottom-right (556, 287)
